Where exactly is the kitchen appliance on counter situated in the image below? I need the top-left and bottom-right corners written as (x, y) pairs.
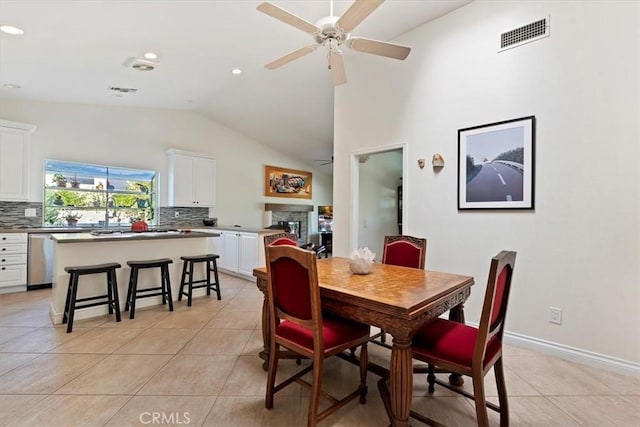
top-left (28, 233), bottom-right (53, 290)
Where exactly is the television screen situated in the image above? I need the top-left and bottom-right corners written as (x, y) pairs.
top-left (318, 205), bottom-right (333, 232)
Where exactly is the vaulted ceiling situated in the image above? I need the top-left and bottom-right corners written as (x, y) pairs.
top-left (0, 0), bottom-right (471, 172)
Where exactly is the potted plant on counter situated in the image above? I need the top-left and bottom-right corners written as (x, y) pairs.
top-left (52, 173), bottom-right (67, 188)
top-left (60, 211), bottom-right (82, 227)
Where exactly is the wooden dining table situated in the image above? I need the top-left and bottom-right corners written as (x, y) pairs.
top-left (253, 257), bottom-right (474, 427)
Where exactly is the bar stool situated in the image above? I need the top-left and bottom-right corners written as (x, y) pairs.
top-left (178, 254), bottom-right (221, 306)
top-left (125, 258), bottom-right (173, 319)
top-left (63, 262), bottom-right (121, 333)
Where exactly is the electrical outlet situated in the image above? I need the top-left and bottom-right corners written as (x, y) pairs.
top-left (24, 208), bottom-right (36, 217)
top-left (174, 211), bottom-right (180, 218)
top-left (549, 307), bottom-right (562, 325)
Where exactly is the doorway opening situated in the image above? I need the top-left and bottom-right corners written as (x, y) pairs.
top-left (350, 144), bottom-right (406, 258)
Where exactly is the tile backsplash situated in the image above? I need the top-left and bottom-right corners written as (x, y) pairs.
top-left (159, 207), bottom-right (210, 227)
top-left (0, 201), bottom-right (210, 229)
top-left (0, 201), bottom-right (43, 228)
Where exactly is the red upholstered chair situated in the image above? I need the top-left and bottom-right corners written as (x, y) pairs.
top-left (265, 244), bottom-right (370, 426)
top-left (382, 234), bottom-right (427, 269)
top-left (410, 250), bottom-right (517, 427)
top-left (264, 232), bottom-right (298, 247)
top-left (371, 235), bottom-right (427, 346)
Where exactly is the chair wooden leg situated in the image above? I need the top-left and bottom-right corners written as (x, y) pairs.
top-left (494, 357), bottom-right (509, 427)
top-left (308, 356), bottom-right (323, 427)
top-left (427, 363), bottom-right (436, 393)
top-left (359, 343), bottom-right (368, 404)
top-left (265, 343), bottom-right (279, 410)
top-left (472, 368), bottom-right (489, 427)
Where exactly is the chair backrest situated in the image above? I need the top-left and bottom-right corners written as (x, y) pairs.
top-left (474, 250), bottom-right (517, 365)
top-left (264, 232), bottom-right (298, 247)
top-left (381, 235), bottom-right (427, 269)
top-left (265, 244), bottom-right (322, 345)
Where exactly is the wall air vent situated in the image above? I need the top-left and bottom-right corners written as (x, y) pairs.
top-left (499, 17), bottom-right (549, 52)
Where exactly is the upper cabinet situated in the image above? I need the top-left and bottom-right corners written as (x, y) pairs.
top-left (0, 120), bottom-right (37, 201)
top-left (167, 149), bottom-right (216, 207)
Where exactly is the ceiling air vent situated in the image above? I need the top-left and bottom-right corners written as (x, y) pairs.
top-left (499, 16), bottom-right (549, 52)
top-left (109, 87), bottom-right (137, 94)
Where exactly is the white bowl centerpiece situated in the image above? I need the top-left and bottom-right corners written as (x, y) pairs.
top-left (348, 247), bottom-right (375, 275)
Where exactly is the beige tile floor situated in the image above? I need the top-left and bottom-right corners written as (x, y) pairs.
top-left (1, 273), bottom-right (638, 426)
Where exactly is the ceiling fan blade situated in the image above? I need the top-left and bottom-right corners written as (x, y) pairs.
top-left (329, 51), bottom-right (347, 86)
top-left (336, 0), bottom-right (385, 33)
top-left (347, 37), bottom-right (411, 60)
top-left (265, 45), bottom-right (318, 69)
top-left (257, 2), bottom-right (321, 35)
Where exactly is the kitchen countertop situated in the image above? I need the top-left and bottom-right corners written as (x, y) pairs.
top-left (191, 225), bottom-right (284, 234)
top-left (50, 230), bottom-right (219, 243)
top-left (1, 224), bottom-right (282, 235)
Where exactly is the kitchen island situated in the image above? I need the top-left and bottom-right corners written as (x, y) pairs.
top-left (49, 230), bottom-right (219, 325)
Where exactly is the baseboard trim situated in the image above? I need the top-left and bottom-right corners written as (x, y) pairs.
top-left (467, 321), bottom-right (639, 377)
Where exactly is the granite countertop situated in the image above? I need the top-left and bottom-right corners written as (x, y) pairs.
top-left (190, 225), bottom-right (283, 234)
top-left (50, 230), bottom-right (219, 243)
top-left (0, 227), bottom-right (89, 234)
top-left (1, 224), bottom-right (280, 235)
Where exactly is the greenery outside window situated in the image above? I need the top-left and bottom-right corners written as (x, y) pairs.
top-left (44, 160), bottom-right (158, 228)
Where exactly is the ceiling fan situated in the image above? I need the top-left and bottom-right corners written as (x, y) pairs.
top-left (257, 0), bottom-right (411, 85)
top-left (315, 155), bottom-right (334, 166)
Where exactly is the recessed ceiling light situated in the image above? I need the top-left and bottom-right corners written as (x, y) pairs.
top-left (231, 68), bottom-right (242, 75)
top-left (3, 83), bottom-right (21, 89)
top-left (143, 52), bottom-right (158, 60)
top-left (0, 25), bottom-right (24, 35)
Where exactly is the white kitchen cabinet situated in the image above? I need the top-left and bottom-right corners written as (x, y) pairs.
top-left (167, 149), bottom-right (216, 207)
top-left (0, 120), bottom-right (36, 201)
top-left (221, 231), bottom-right (239, 272)
top-left (238, 233), bottom-right (259, 277)
top-left (0, 233), bottom-right (28, 292)
top-left (207, 229), bottom-right (266, 279)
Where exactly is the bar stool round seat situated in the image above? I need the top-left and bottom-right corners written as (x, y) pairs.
top-left (125, 258), bottom-right (174, 319)
top-left (63, 262), bottom-right (122, 333)
top-left (178, 254), bottom-right (221, 306)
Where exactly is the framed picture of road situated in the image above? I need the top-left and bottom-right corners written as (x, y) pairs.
top-left (458, 116), bottom-right (535, 210)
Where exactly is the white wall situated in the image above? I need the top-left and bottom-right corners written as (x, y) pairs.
top-left (0, 98), bottom-right (332, 232)
top-left (333, 1), bottom-right (639, 365)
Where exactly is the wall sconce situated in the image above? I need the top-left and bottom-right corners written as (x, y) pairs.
top-left (417, 158), bottom-right (426, 169)
top-left (432, 153), bottom-right (445, 168)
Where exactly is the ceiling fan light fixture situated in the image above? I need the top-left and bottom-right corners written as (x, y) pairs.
top-left (257, 0), bottom-right (411, 86)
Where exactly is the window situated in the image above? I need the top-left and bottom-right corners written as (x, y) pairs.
top-left (44, 160), bottom-right (158, 228)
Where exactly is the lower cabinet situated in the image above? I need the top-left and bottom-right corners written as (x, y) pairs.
top-left (206, 229), bottom-right (264, 279)
top-left (0, 233), bottom-right (28, 293)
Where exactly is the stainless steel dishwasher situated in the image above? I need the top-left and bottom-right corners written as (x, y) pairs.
top-left (28, 233), bottom-right (53, 290)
